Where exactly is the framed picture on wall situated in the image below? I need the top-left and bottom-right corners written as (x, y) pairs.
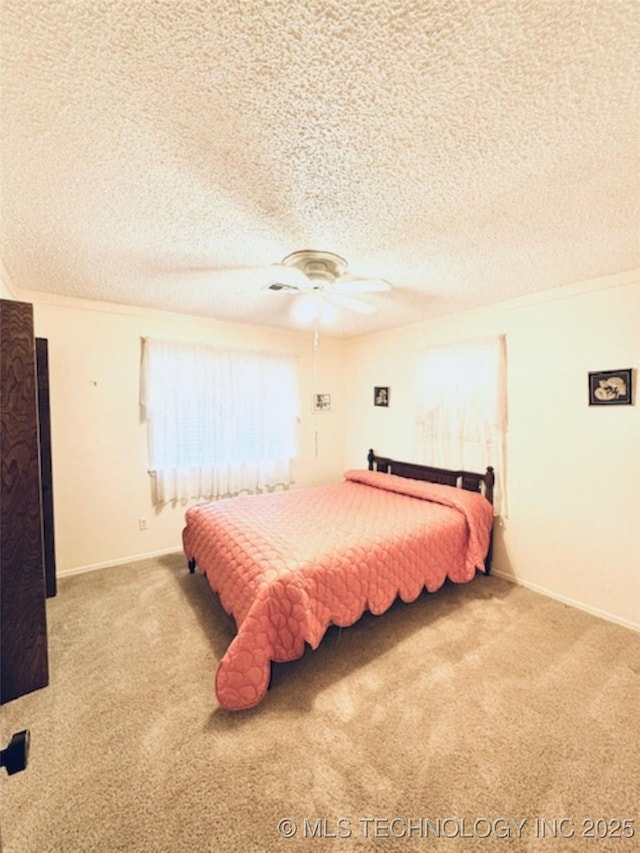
top-left (374, 386), bottom-right (389, 407)
top-left (312, 393), bottom-right (331, 412)
top-left (588, 369), bottom-right (632, 406)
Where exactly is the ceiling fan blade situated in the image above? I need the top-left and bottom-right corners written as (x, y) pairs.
top-left (263, 281), bottom-right (304, 294)
top-left (267, 264), bottom-right (310, 287)
top-left (263, 264), bottom-right (316, 294)
top-left (139, 259), bottom-right (310, 287)
top-left (326, 293), bottom-right (377, 314)
top-left (332, 275), bottom-right (391, 294)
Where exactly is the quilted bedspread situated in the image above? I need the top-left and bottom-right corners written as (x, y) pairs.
top-left (182, 468), bottom-right (493, 711)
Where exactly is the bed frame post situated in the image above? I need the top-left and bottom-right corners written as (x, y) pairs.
top-left (484, 467), bottom-right (495, 575)
top-left (367, 448), bottom-right (375, 470)
top-left (485, 466), bottom-right (495, 506)
top-left (485, 531), bottom-right (494, 575)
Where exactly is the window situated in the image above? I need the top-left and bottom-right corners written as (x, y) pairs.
top-left (416, 335), bottom-right (507, 513)
top-left (140, 338), bottom-right (299, 503)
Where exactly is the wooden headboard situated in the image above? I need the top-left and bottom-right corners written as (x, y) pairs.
top-left (367, 448), bottom-right (495, 506)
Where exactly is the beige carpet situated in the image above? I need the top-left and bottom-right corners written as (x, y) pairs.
top-left (1, 554), bottom-right (638, 852)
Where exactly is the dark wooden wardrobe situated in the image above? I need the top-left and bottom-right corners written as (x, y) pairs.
top-left (0, 298), bottom-right (55, 704)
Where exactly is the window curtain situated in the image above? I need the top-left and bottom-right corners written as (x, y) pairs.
top-left (416, 335), bottom-right (507, 514)
top-left (140, 338), bottom-right (299, 503)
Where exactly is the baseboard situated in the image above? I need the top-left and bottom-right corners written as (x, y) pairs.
top-left (55, 558), bottom-right (640, 633)
top-left (491, 569), bottom-right (639, 633)
top-left (57, 547), bottom-right (184, 578)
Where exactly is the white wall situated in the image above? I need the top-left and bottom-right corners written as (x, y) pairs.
top-left (31, 294), bottom-right (346, 574)
top-left (343, 271), bottom-right (640, 630)
top-left (15, 271), bottom-right (640, 629)
top-left (0, 262), bottom-right (18, 299)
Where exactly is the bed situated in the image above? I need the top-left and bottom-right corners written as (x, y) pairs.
top-left (182, 449), bottom-right (495, 711)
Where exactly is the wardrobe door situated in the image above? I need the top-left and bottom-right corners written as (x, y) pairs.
top-left (0, 299), bottom-right (49, 704)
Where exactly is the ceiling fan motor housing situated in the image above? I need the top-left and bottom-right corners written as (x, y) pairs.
top-left (281, 250), bottom-right (348, 284)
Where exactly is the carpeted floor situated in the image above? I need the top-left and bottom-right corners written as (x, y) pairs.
top-left (1, 554), bottom-right (638, 852)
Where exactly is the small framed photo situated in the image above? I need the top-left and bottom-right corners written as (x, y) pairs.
top-left (588, 369), bottom-right (632, 406)
top-left (374, 386), bottom-right (389, 407)
top-left (312, 393), bottom-right (331, 412)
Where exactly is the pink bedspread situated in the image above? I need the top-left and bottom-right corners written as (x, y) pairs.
top-left (182, 469), bottom-right (493, 711)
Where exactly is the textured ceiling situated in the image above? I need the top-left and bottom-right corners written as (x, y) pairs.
top-left (1, 0), bottom-right (639, 337)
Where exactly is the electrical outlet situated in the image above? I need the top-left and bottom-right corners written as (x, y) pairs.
top-left (138, 517), bottom-right (148, 531)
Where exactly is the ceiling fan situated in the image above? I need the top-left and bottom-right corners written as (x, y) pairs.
top-left (263, 250), bottom-right (391, 315)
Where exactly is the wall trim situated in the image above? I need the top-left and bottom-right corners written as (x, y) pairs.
top-left (491, 569), bottom-right (639, 633)
top-left (345, 267), bottom-right (640, 346)
top-left (27, 288), bottom-right (344, 341)
top-left (57, 547), bottom-right (184, 578)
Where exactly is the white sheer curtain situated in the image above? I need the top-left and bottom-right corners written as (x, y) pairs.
top-left (140, 338), bottom-right (299, 503)
top-left (416, 335), bottom-right (507, 514)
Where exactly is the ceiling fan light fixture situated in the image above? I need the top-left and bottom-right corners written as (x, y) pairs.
top-left (291, 292), bottom-right (338, 326)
